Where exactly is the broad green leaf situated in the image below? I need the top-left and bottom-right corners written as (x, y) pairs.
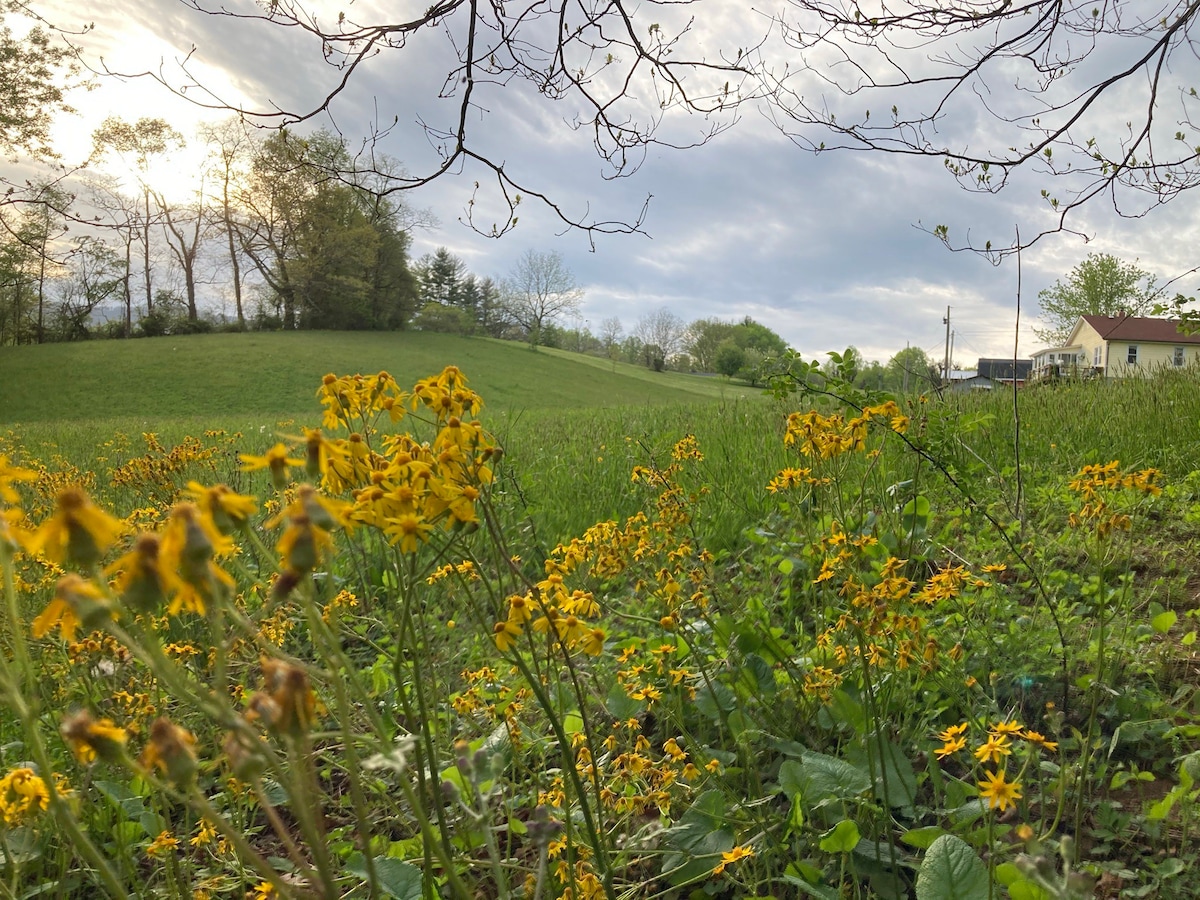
top-left (695, 682), bottom-right (737, 720)
top-left (94, 780), bottom-right (145, 820)
top-left (819, 819), bottom-right (861, 853)
top-left (660, 791), bottom-right (734, 885)
top-left (779, 752), bottom-right (871, 809)
top-left (995, 862), bottom-right (1054, 898)
top-left (605, 682), bottom-right (640, 720)
top-left (847, 740), bottom-right (918, 809)
top-left (902, 495), bottom-right (931, 537)
top-left (915, 835), bottom-right (988, 900)
top-left (900, 826), bottom-right (947, 849)
top-left (1152, 610), bottom-right (1177, 633)
top-left (742, 653), bottom-right (777, 696)
top-left (781, 873), bottom-right (840, 900)
top-left (346, 853), bottom-right (423, 900)
top-left (828, 689), bottom-right (867, 734)
top-left (946, 798), bottom-right (989, 827)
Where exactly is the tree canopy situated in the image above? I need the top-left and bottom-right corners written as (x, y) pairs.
top-left (1035, 254), bottom-right (1155, 346)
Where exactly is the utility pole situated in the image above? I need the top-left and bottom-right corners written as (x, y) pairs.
top-left (902, 340), bottom-right (910, 393)
top-left (943, 306), bottom-right (951, 382)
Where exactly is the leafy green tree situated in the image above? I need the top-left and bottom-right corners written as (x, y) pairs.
top-left (0, 10), bottom-right (76, 160)
top-left (291, 184), bottom-right (380, 329)
top-left (471, 277), bottom-right (509, 338)
top-left (714, 341), bottom-right (745, 378)
top-left (1035, 253), bottom-right (1155, 346)
top-left (686, 318), bottom-right (736, 371)
top-left (412, 301), bottom-right (474, 335)
top-left (854, 360), bottom-right (889, 391)
top-left (731, 316), bottom-right (789, 356)
top-left (687, 316), bottom-right (789, 372)
top-left (886, 346), bottom-right (937, 392)
top-left (239, 129), bottom-right (418, 331)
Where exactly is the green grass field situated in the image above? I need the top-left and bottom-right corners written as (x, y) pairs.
top-left (0, 331), bottom-right (735, 425)
top-left (4, 334), bottom-right (1200, 898)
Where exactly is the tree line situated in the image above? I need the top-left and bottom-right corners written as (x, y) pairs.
top-left (0, 121), bottom-right (430, 343)
top-left (0, 112), bottom-right (794, 379)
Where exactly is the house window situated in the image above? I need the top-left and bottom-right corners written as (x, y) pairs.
top-left (1093, 346), bottom-right (1102, 366)
top-left (1174, 346), bottom-right (1186, 367)
top-left (1127, 345), bottom-right (1138, 366)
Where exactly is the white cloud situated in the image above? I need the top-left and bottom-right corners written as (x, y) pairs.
top-left (14, 0), bottom-right (1200, 364)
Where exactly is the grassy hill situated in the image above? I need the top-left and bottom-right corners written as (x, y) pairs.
top-left (0, 331), bottom-right (741, 424)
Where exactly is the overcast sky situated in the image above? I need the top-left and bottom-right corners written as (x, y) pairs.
top-left (21, 0), bottom-right (1200, 364)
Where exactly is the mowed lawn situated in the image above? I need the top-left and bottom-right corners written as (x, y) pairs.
top-left (0, 331), bottom-right (741, 424)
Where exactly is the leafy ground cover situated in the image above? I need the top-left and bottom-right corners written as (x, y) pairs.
top-left (0, 342), bottom-right (1197, 899)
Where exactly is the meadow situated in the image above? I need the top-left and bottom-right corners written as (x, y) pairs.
top-left (0, 333), bottom-right (1198, 900)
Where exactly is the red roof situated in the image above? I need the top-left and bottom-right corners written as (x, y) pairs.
top-left (1080, 315), bottom-right (1200, 344)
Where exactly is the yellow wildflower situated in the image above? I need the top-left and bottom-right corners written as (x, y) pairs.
top-left (0, 455), bottom-right (36, 505)
top-left (935, 736), bottom-right (966, 759)
top-left (61, 711), bottom-right (129, 765)
top-left (26, 487), bottom-right (124, 567)
top-left (1021, 730), bottom-right (1059, 752)
top-left (32, 574), bottom-right (110, 642)
top-left (0, 767), bottom-right (49, 826)
top-left (977, 768), bottom-right (1022, 812)
top-left (146, 830), bottom-right (180, 858)
top-left (105, 533), bottom-right (168, 614)
top-left (183, 482), bottom-right (257, 534)
top-left (974, 734), bottom-right (1012, 765)
top-left (712, 844), bottom-right (754, 877)
top-left (239, 443), bottom-right (303, 489)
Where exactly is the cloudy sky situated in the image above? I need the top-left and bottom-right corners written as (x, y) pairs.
top-left (21, 0), bottom-right (1200, 363)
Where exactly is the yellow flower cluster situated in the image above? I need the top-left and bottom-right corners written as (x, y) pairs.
top-left (317, 371), bottom-right (408, 431)
top-left (806, 524), bottom-right (984, 697)
top-left (1068, 461), bottom-right (1162, 537)
top-left (0, 767), bottom-right (50, 826)
top-left (933, 720), bottom-right (1058, 813)
top-left (493, 436), bottom-right (711, 657)
top-left (109, 434), bottom-right (229, 504)
top-left (783, 400), bottom-right (908, 460)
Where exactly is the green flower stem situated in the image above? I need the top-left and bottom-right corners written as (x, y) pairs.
top-left (187, 788), bottom-right (300, 900)
top-left (285, 735), bottom-right (339, 900)
top-left (249, 779), bottom-right (316, 883)
top-left (299, 580), bottom-right (379, 898)
top-left (0, 556), bottom-right (125, 898)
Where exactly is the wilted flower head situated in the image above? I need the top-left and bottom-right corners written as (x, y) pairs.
top-left (32, 574), bottom-right (111, 642)
top-left (105, 533), bottom-right (167, 614)
top-left (61, 710), bottom-right (129, 765)
top-left (26, 487), bottom-right (124, 567)
top-left (141, 717), bottom-right (198, 787)
top-left (183, 481), bottom-right (258, 534)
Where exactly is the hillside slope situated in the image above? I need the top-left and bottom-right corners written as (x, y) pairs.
top-left (1, 332), bottom-right (738, 423)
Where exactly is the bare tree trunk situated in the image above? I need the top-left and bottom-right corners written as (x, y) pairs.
top-left (123, 240), bottom-right (133, 337)
top-left (142, 190), bottom-right (153, 314)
